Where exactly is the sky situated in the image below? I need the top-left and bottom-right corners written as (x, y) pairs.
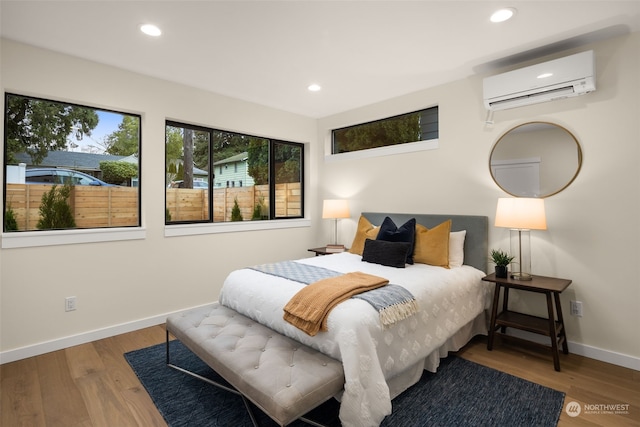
top-left (68, 110), bottom-right (124, 154)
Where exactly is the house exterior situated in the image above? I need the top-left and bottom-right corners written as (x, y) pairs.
top-left (14, 150), bottom-right (128, 180)
top-left (212, 151), bottom-right (255, 188)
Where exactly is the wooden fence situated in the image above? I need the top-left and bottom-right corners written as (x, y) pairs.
top-left (4, 182), bottom-right (301, 230)
top-left (5, 184), bottom-right (139, 231)
top-left (167, 183), bottom-right (301, 222)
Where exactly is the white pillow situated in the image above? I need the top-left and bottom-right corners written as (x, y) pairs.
top-left (449, 230), bottom-right (466, 268)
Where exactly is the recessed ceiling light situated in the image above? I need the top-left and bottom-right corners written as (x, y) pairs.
top-left (537, 73), bottom-right (553, 79)
top-left (308, 84), bottom-right (322, 92)
top-left (140, 24), bottom-right (162, 37)
top-left (490, 8), bottom-right (516, 23)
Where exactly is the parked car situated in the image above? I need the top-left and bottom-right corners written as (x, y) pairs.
top-left (167, 180), bottom-right (208, 189)
top-left (25, 168), bottom-right (115, 186)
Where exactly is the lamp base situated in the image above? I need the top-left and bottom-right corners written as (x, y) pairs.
top-left (510, 272), bottom-right (533, 281)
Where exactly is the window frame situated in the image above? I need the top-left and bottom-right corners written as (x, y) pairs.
top-left (328, 106), bottom-right (439, 161)
top-left (164, 120), bottom-right (305, 228)
top-left (165, 121), bottom-right (214, 225)
top-left (270, 139), bottom-right (305, 220)
top-left (2, 93), bottom-right (143, 248)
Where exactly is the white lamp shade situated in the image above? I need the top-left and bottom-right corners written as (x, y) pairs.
top-left (495, 198), bottom-right (547, 230)
top-left (322, 199), bottom-right (350, 219)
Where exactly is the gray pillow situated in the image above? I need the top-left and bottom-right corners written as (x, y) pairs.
top-left (362, 238), bottom-right (411, 268)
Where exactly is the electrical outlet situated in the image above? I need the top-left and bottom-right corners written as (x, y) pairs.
top-left (570, 300), bottom-right (583, 317)
top-left (65, 296), bottom-right (77, 312)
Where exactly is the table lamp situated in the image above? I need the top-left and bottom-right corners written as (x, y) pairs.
top-left (322, 199), bottom-right (350, 246)
top-left (495, 197), bottom-right (547, 280)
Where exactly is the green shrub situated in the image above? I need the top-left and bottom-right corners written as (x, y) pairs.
top-left (37, 184), bottom-right (76, 230)
top-left (4, 203), bottom-right (18, 231)
top-left (251, 204), bottom-right (262, 220)
top-left (231, 198), bottom-right (243, 222)
top-left (100, 161), bottom-right (138, 185)
top-left (251, 196), bottom-right (267, 220)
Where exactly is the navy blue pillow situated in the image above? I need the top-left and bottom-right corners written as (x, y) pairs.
top-left (362, 239), bottom-right (411, 268)
top-left (376, 217), bottom-right (416, 264)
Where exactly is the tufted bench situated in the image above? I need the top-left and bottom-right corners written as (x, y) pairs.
top-left (165, 303), bottom-right (345, 426)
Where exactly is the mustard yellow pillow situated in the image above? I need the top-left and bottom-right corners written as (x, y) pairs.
top-left (349, 216), bottom-right (380, 255)
top-left (413, 220), bottom-right (452, 268)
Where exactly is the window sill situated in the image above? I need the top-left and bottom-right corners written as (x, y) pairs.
top-left (165, 218), bottom-right (310, 237)
top-left (325, 139), bottom-right (439, 163)
top-left (1, 227), bottom-right (146, 249)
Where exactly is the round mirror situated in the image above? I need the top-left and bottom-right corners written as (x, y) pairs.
top-left (489, 122), bottom-right (582, 198)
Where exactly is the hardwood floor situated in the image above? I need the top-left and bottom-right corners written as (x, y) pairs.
top-left (1, 326), bottom-right (638, 426)
top-left (458, 336), bottom-right (640, 427)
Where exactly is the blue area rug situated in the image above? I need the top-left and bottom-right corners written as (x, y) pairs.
top-left (125, 340), bottom-right (564, 426)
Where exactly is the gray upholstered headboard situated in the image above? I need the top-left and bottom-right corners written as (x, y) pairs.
top-left (362, 212), bottom-right (489, 273)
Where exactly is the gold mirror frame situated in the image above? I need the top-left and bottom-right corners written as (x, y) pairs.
top-left (489, 122), bottom-right (582, 198)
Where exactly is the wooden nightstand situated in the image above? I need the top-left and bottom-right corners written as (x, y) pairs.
top-left (482, 273), bottom-right (572, 371)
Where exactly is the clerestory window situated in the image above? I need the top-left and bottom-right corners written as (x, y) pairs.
top-left (332, 106), bottom-right (438, 155)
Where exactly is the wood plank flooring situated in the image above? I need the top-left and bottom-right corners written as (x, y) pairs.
top-left (1, 325), bottom-right (638, 426)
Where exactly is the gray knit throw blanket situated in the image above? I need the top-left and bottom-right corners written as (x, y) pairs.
top-left (249, 261), bottom-right (418, 327)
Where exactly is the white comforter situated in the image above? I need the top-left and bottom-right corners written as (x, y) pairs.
top-left (219, 252), bottom-right (491, 427)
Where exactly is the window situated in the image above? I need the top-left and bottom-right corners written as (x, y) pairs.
top-left (165, 121), bottom-right (303, 224)
top-left (332, 106), bottom-right (438, 155)
top-left (3, 93), bottom-right (141, 233)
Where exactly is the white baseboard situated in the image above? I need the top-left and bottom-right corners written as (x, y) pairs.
top-left (2, 306), bottom-right (639, 372)
top-left (504, 329), bottom-right (640, 371)
top-left (0, 302), bottom-right (215, 365)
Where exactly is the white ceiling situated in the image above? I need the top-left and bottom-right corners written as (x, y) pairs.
top-left (1, 1), bottom-right (639, 118)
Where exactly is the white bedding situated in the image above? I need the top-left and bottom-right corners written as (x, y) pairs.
top-left (219, 252), bottom-right (492, 427)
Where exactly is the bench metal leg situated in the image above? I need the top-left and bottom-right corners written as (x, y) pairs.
top-left (165, 329), bottom-right (336, 427)
top-left (166, 329), bottom-right (260, 426)
top-left (165, 329), bottom-right (331, 427)
top-left (298, 416), bottom-right (331, 427)
top-left (166, 330), bottom-right (242, 395)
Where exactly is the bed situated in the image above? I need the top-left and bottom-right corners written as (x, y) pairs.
top-left (219, 212), bottom-right (492, 427)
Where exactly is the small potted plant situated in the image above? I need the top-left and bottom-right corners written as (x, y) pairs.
top-left (490, 249), bottom-right (515, 278)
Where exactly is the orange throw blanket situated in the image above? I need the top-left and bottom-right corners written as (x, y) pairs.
top-left (283, 271), bottom-right (389, 336)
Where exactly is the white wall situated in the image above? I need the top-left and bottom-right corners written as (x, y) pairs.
top-left (2, 32), bottom-right (639, 369)
top-left (0, 39), bottom-right (318, 360)
top-left (318, 33), bottom-right (639, 368)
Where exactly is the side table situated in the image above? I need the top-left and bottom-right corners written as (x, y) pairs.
top-left (482, 273), bottom-right (572, 371)
top-left (307, 247), bottom-right (346, 256)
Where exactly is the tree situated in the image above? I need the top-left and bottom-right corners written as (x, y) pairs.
top-left (104, 116), bottom-right (140, 156)
top-left (212, 130), bottom-right (250, 162)
top-left (165, 126), bottom-right (184, 163)
top-left (192, 131), bottom-right (210, 171)
top-left (37, 184), bottom-right (76, 230)
top-left (5, 94), bottom-right (99, 164)
top-left (165, 126), bottom-right (210, 187)
top-left (182, 129), bottom-right (194, 188)
top-left (247, 139), bottom-right (269, 185)
top-left (274, 144), bottom-right (301, 183)
top-left (333, 112), bottom-right (420, 153)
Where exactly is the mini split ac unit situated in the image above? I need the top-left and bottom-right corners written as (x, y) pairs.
top-left (483, 50), bottom-right (595, 111)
